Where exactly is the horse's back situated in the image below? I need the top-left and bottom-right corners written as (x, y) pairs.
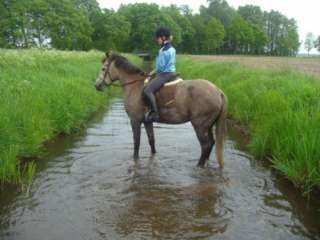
top-left (177, 79), bottom-right (224, 104)
top-left (155, 79), bottom-right (225, 124)
top-left (175, 79), bottom-right (225, 119)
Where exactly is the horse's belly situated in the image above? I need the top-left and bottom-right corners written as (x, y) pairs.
top-left (158, 107), bottom-right (189, 124)
top-left (155, 83), bottom-right (190, 124)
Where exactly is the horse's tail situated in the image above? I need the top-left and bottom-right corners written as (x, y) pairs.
top-left (215, 92), bottom-right (228, 168)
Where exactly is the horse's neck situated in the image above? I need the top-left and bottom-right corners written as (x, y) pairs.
top-left (120, 72), bottom-right (145, 102)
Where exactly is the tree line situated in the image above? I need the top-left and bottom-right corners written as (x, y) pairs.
top-left (0, 0), bottom-right (302, 56)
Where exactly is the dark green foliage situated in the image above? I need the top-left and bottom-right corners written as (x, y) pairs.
top-left (203, 17), bottom-right (225, 53)
top-left (117, 3), bottom-right (182, 55)
top-left (0, 0), bottom-right (93, 50)
top-left (227, 15), bottom-right (254, 54)
top-left (0, 0), bottom-right (300, 56)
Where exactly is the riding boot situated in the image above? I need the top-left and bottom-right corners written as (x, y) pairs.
top-left (144, 93), bottom-right (159, 123)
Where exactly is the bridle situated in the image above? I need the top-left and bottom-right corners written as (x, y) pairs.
top-left (103, 60), bottom-right (146, 87)
top-left (103, 60), bottom-right (115, 83)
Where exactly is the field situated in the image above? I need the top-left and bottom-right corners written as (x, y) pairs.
top-left (177, 55), bottom-right (320, 192)
top-left (0, 49), bottom-right (141, 184)
top-left (190, 55), bottom-right (320, 77)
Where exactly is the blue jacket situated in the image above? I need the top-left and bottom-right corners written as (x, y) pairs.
top-left (156, 42), bottom-right (176, 74)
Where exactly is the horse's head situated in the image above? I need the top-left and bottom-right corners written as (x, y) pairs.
top-left (95, 50), bottom-right (120, 91)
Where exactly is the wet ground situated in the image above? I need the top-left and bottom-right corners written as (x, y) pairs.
top-left (0, 98), bottom-right (320, 240)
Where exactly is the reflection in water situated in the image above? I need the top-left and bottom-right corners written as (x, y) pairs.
top-left (0, 98), bottom-right (320, 240)
top-left (114, 160), bottom-right (228, 239)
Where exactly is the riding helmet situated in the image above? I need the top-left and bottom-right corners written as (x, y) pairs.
top-left (155, 27), bottom-right (171, 39)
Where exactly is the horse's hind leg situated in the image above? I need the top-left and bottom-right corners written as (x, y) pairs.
top-left (193, 124), bottom-right (214, 167)
top-left (144, 122), bottom-right (156, 154)
top-left (208, 126), bottom-right (215, 158)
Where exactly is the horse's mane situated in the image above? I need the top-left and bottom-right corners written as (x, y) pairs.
top-left (104, 53), bottom-right (146, 76)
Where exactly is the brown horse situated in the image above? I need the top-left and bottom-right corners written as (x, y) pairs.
top-left (95, 52), bottom-right (227, 168)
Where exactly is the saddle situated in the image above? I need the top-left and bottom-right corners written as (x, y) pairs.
top-left (144, 73), bottom-right (183, 108)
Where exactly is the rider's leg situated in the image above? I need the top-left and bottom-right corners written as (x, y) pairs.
top-left (143, 72), bottom-right (176, 122)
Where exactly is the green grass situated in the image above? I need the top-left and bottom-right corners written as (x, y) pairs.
top-left (177, 56), bottom-right (320, 192)
top-left (0, 49), bottom-right (142, 185)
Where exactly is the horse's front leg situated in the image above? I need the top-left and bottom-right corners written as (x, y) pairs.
top-left (130, 119), bottom-right (141, 159)
top-left (144, 122), bottom-right (156, 154)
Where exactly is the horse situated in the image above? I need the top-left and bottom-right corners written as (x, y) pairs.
top-left (95, 51), bottom-right (228, 168)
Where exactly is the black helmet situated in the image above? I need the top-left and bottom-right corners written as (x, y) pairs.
top-left (155, 27), bottom-right (171, 39)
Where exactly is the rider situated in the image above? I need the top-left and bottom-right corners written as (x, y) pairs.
top-left (143, 27), bottom-right (177, 123)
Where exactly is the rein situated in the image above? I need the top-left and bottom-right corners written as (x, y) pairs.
top-left (121, 78), bottom-right (145, 86)
top-left (108, 77), bottom-right (145, 88)
top-left (104, 61), bottom-right (146, 87)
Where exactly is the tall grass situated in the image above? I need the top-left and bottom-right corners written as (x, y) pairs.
top-left (177, 56), bottom-right (320, 192)
top-left (0, 49), bottom-right (142, 185)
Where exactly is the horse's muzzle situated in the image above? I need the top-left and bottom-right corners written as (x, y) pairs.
top-left (95, 84), bottom-right (103, 91)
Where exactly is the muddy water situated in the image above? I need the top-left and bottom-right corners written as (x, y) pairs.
top-left (1, 98), bottom-right (320, 240)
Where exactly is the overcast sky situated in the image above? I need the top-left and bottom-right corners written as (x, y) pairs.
top-left (97, 0), bottom-right (320, 54)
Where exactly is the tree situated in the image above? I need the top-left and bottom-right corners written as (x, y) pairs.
top-left (304, 32), bottom-right (315, 55)
top-left (203, 17), bottom-right (225, 53)
top-left (238, 5), bottom-right (267, 54)
top-left (200, 0), bottom-right (236, 27)
top-left (0, 0), bottom-right (94, 50)
top-left (0, 0), bottom-right (35, 48)
top-left (0, 0), bottom-right (301, 56)
top-left (227, 15), bottom-right (254, 54)
top-left (238, 5), bottom-right (264, 28)
top-left (315, 36), bottom-right (320, 53)
top-left (250, 24), bottom-right (268, 54)
top-left (45, 0), bottom-right (93, 50)
top-left (118, 3), bottom-right (181, 55)
top-left (180, 5), bottom-right (193, 16)
top-left (264, 10), bottom-right (299, 56)
top-left (276, 19), bottom-right (300, 56)
top-left (90, 9), bottom-right (130, 51)
top-left (189, 14), bottom-right (207, 53)
top-left (161, 5), bottom-right (195, 53)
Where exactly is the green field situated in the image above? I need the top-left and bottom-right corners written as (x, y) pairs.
top-left (177, 56), bottom-right (320, 192)
top-left (0, 49), bottom-right (141, 184)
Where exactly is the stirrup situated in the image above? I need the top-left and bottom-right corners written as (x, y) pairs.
top-left (144, 111), bottom-right (159, 123)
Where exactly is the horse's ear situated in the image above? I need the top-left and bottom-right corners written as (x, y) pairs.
top-left (106, 49), bottom-right (113, 58)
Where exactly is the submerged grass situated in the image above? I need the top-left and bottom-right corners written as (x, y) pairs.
top-left (177, 55), bottom-right (320, 192)
top-left (0, 49), bottom-right (142, 185)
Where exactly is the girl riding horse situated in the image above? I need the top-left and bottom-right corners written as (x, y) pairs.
top-left (143, 27), bottom-right (177, 123)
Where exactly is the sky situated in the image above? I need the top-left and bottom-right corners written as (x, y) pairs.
top-left (97, 0), bottom-right (320, 54)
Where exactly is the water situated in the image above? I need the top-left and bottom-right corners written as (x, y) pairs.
top-left (0, 98), bottom-right (319, 240)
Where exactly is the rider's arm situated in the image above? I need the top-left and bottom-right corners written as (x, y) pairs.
top-left (156, 48), bottom-right (176, 73)
top-left (148, 69), bottom-right (156, 77)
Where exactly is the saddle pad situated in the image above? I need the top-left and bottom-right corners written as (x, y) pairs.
top-left (164, 78), bottom-right (183, 86)
top-left (144, 77), bottom-right (183, 87)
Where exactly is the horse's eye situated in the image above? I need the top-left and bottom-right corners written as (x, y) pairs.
top-left (102, 67), bottom-right (106, 71)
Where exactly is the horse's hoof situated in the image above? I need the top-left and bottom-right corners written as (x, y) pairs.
top-left (197, 163), bottom-right (205, 168)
